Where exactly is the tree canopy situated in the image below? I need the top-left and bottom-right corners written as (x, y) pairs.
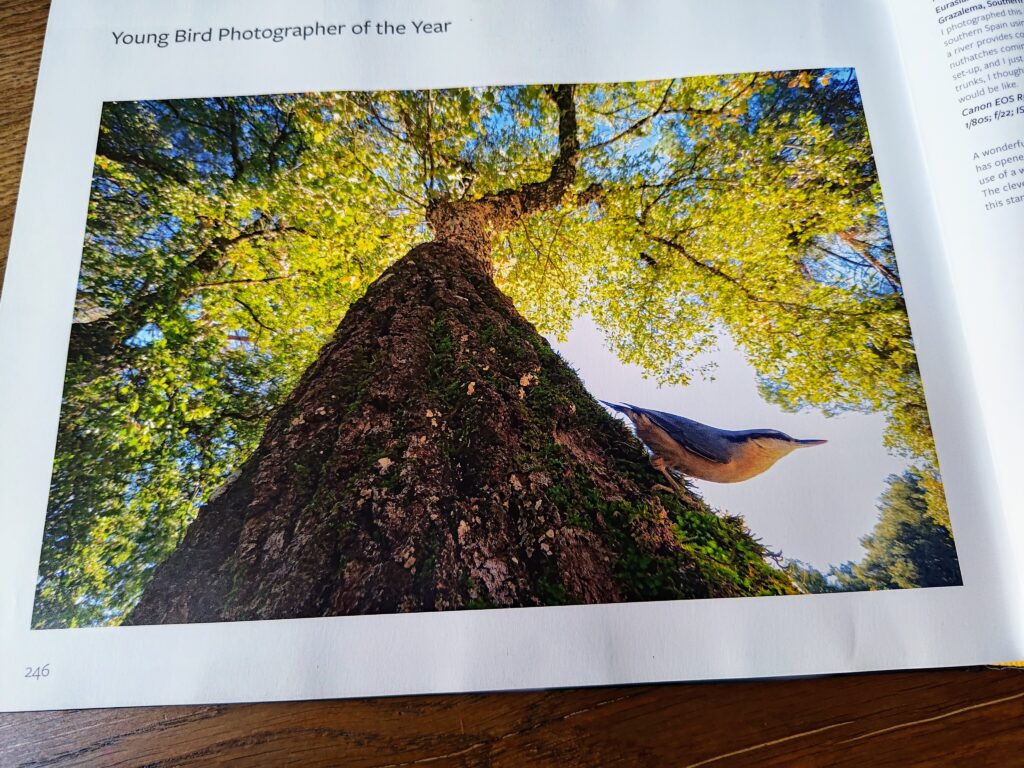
top-left (35, 70), bottom-right (950, 628)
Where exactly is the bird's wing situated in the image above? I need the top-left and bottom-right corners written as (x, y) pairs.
top-left (633, 407), bottom-right (733, 464)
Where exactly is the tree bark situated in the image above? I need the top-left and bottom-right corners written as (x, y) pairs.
top-left (126, 240), bottom-right (791, 625)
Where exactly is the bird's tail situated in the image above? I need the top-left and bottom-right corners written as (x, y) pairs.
top-left (599, 401), bottom-right (640, 420)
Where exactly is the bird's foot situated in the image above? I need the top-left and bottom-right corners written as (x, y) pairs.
top-left (650, 483), bottom-right (701, 505)
top-left (676, 489), bottom-right (702, 507)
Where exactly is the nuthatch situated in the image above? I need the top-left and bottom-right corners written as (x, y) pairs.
top-left (601, 402), bottom-right (826, 494)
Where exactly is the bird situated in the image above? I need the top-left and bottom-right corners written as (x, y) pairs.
top-left (600, 402), bottom-right (826, 496)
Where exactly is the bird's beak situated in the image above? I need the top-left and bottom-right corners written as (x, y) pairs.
top-left (793, 439), bottom-right (827, 447)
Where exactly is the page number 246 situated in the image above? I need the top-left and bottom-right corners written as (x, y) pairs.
top-left (24, 664), bottom-right (50, 680)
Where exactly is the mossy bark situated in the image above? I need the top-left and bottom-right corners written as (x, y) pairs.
top-left (127, 241), bottom-right (793, 625)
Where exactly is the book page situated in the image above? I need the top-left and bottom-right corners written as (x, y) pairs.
top-left (0, 0), bottom-right (1017, 711)
top-left (887, 0), bottom-right (1024, 594)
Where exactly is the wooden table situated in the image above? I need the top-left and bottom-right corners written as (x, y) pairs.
top-left (2, 2), bottom-right (1023, 765)
top-left (2, 670), bottom-right (1024, 766)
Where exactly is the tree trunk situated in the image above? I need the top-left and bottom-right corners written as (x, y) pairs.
top-left (127, 241), bottom-right (791, 625)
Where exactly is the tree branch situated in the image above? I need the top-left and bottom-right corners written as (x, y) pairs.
top-left (426, 84), bottom-right (589, 256)
top-left (836, 235), bottom-right (902, 291)
top-left (647, 233), bottom-right (876, 319)
top-left (264, 110), bottom-right (296, 171)
top-left (491, 83), bottom-right (582, 218)
top-left (190, 275), bottom-right (292, 292)
top-left (161, 101), bottom-right (232, 140)
top-left (222, 99), bottom-right (245, 179)
top-left (663, 75), bottom-right (760, 118)
top-left (583, 81), bottom-right (675, 152)
top-left (813, 241), bottom-right (902, 293)
top-left (95, 140), bottom-right (191, 185)
top-left (68, 220), bottom-right (305, 367)
top-left (233, 296), bottom-right (280, 334)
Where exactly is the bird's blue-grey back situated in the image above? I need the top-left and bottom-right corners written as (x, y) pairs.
top-left (602, 402), bottom-right (733, 464)
top-left (628, 406), bottom-right (734, 464)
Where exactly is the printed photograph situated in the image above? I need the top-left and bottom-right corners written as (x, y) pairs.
top-left (34, 69), bottom-right (961, 629)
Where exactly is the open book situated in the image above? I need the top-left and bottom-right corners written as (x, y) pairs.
top-left (1, 0), bottom-right (1022, 711)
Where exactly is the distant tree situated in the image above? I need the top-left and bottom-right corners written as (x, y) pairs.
top-left (783, 560), bottom-right (866, 594)
top-left (852, 471), bottom-right (961, 589)
top-left (828, 562), bottom-right (872, 592)
top-left (785, 472), bottom-right (960, 595)
top-left (784, 560), bottom-right (839, 594)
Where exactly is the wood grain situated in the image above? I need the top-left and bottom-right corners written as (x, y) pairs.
top-left (0, 0), bottom-right (47, 287)
top-left (2, 2), bottom-right (1024, 765)
top-left (3, 669), bottom-right (1024, 766)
